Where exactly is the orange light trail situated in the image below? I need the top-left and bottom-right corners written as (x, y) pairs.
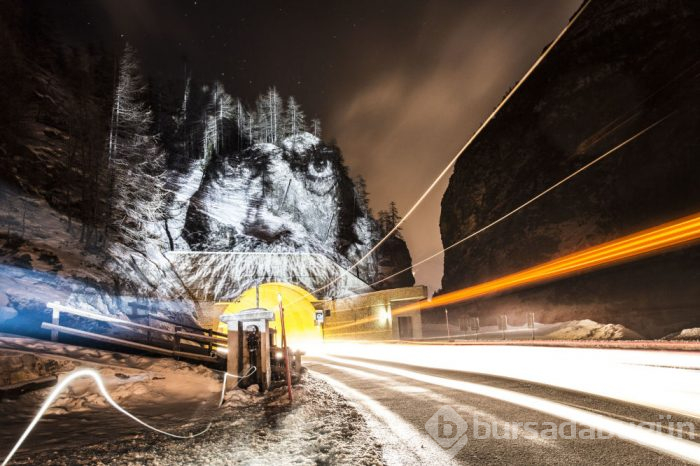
top-left (327, 212), bottom-right (700, 333)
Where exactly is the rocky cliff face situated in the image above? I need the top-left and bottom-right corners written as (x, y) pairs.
top-left (439, 0), bottom-right (700, 337)
top-left (156, 81), bottom-right (406, 296)
top-left (182, 135), bottom-right (371, 267)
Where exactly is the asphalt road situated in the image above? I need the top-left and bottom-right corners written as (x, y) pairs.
top-left (308, 350), bottom-right (700, 465)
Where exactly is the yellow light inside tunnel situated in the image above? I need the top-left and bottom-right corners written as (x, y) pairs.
top-left (216, 282), bottom-right (323, 349)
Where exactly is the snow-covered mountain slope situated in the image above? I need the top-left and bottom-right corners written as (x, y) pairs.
top-left (0, 183), bottom-right (200, 339)
top-left (175, 132), bottom-right (381, 299)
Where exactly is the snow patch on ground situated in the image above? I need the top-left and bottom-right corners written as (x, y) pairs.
top-left (0, 351), bottom-right (70, 387)
top-left (0, 336), bottom-right (383, 464)
top-left (0, 335), bottom-right (221, 414)
top-left (423, 319), bottom-right (644, 341)
top-left (544, 319), bottom-right (643, 340)
top-left (282, 132), bottom-right (320, 153)
top-left (663, 327), bottom-right (700, 341)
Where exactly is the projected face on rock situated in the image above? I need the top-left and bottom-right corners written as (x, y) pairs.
top-left (285, 142), bottom-right (338, 198)
top-left (183, 133), bottom-right (343, 254)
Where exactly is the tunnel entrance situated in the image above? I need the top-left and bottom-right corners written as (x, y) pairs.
top-left (216, 282), bottom-right (322, 349)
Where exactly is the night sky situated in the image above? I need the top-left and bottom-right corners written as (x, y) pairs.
top-left (39, 0), bottom-right (581, 292)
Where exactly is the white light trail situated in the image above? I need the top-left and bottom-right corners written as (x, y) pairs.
top-left (1, 369), bottom-right (212, 466)
top-left (2, 365), bottom-right (258, 466)
top-left (317, 354), bottom-right (700, 464)
top-left (306, 0), bottom-right (593, 297)
top-left (312, 370), bottom-right (459, 465)
top-left (218, 367), bottom-right (257, 407)
top-left (320, 343), bottom-right (700, 419)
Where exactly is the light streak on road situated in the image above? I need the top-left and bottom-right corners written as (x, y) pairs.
top-left (327, 211), bottom-right (700, 334)
top-left (1, 369), bottom-right (217, 466)
top-left (313, 371), bottom-right (458, 465)
top-left (395, 211), bottom-right (700, 315)
top-left (313, 352), bottom-right (700, 463)
top-left (314, 343), bottom-right (700, 419)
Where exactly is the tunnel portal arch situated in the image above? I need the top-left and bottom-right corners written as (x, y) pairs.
top-left (216, 282), bottom-right (322, 348)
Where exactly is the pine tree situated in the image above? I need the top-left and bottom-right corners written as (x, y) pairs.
top-left (377, 201), bottom-right (403, 238)
top-left (388, 201), bottom-right (402, 237)
top-left (354, 175), bottom-right (371, 215)
top-left (377, 209), bottom-right (389, 236)
top-left (107, 44), bottom-right (167, 249)
top-left (283, 95), bottom-right (305, 138)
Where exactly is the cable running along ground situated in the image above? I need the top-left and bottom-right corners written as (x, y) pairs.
top-left (2, 366), bottom-right (257, 466)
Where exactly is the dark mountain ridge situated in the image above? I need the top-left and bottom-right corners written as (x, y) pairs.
top-left (439, 0), bottom-right (700, 337)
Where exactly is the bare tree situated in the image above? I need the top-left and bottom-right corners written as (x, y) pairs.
top-left (311, 118), bottom-right (322, 138)
top-left (203, 81), bottom-right (234, 158)
top-left (283, 95), bottom-right (305, 138)
top-left (254, 87), bottom-right (283, 144)
top-left (255, 96), bottom-right (270, 143)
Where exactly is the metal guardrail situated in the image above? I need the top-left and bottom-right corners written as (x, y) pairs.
top-left (145, 313), bottom-right (227, 338)
top-left (44, 302), bottom-right (224, 363)
top-left (0, 375), bottom-right (57, 400)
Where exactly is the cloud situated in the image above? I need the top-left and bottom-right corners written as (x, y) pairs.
top-left (327, 0), bottom-right (581, 292)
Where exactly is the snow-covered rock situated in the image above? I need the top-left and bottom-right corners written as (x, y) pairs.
top-left (0, 38), bottom-right (412, 329)
top-left (178, 132), bottom-right (388, 298)
top-left (544, 319), bottom-right (643, 340)
top-left (281, 132), bottom-right (320, 153)
top-left (663, 328), bottom-right (700, 341)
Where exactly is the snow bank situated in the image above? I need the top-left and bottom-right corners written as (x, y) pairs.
top-left (544, 319), bottom-right (643, 340)
top-left (1, 335), bottom-right (382, 465)
top-left (0, 352), bottom-right (70, 386)
top-left (0, 335), bottom-right (221, 415)
top-left (663, 327), bottom-right (700, 341)
top-left (281, 132), bottom-right (320, 152)
top-left (422, 318), bottom-right (644, 341)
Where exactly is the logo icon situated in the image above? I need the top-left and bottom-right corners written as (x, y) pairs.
top-left (425, 405), bottom-right (469, 457)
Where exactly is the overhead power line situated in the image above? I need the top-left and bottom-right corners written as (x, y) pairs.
top-left (358, 113), bottom-right (674, 291)
top-left (307, 0), bottom-right (593, 297)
